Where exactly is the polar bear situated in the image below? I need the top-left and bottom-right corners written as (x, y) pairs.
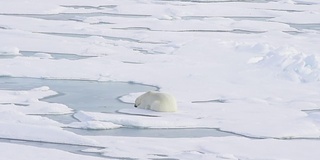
top-left (134, 91), bottom-right (177, 112)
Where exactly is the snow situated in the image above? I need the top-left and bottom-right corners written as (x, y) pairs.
top-left (247, 45), bottom-right (320, 82)
top-left (271, 11), bottom-right (320, 24)
top-left (74, 101), bottom-right (320, 138)
top-left (0, 47), bottom-right (20, 56)
top-left (0, 122), bottom-right (96, 146)
top-left (0, 87), bottom-right (95, 146)
top-left (68, 121), bottom-right (122, 130)
top-left (1, 0), bottom-right (320, 159)
top-left (0, 87), bottom-right (73, 114)
top-left (89, 136), bottom-right (320, 160)
top-left (0, 142), bottom-right (105, 160)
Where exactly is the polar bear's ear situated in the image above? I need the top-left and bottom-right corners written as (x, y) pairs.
top-left (147, 90), bottom-right (158, 94)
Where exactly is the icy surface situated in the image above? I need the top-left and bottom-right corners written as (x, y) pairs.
top-left (0, 86), bottom-right (72, 114)
top-left (89, 136), bottom-right (320, 160)
top-left (1, 0), bottom-right (320, 159)
top-left (0, 142), bottom-right (105, 160)
top-left (68, 121), bottom-right (122, 130)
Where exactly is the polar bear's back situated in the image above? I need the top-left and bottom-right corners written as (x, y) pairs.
top-left (135, 91), bottom-right (177, 112)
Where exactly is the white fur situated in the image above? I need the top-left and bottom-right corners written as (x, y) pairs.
top-left (134, 91), bottom-right (177, 112)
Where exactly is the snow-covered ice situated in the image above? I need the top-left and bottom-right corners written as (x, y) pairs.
top-left (88, 136), bottom-right (320, 160)
top-left (1, 0), bottom-right (320, 159)
top-left (0, 86), bottom-right (73, 114)
top-left (68, 121), bottom-right (122, 130)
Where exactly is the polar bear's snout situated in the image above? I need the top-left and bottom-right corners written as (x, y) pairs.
top-left (134, 91), bottom-right (177, 112)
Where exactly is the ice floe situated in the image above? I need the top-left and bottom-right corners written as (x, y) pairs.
top-left (89, 136), bottom-right (320, 160)
top-left (0, 86), bottom-right (73, 114)
top-left (0, 47), bottom-right (20, 56)
top-left (1, 0), bottom-right (320, 159)
top-left (68, 121), bottom-right (122, 130)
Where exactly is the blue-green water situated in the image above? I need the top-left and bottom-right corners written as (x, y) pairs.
top-left (0, 76), bottom-right (156, 112)
top-left (0, 76), bottom-right (234, 138)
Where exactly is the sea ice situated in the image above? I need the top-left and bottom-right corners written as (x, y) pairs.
top-left (1, 0), bottom-right (320, 159)
top-left (68, 121), bottom-right (122, 130)
top-left (0, 46), bottom-right (20, 56)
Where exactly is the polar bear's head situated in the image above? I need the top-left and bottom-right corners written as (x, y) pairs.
top-left (134, 94), bottom-right (142, 108)
top-left (135, 91), bottom-right (153, 108)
